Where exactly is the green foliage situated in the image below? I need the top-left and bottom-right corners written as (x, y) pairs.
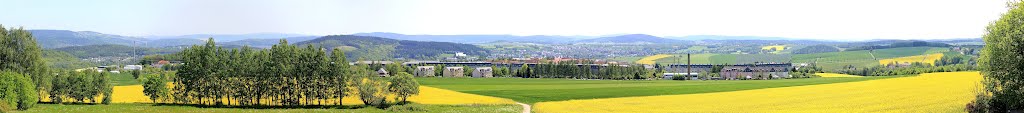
top-left (976, 2), bottom-right (1024, 111)
top-left (131, 70), bottom-right (141, 79)
top-left (170, 38), bottom-right (406, 107)
top-left (0, 71), bottom-right (38, 110)
top-left (49, 71), bottom-right (111, 104)
top-left (358, 76), bottom-right (390, 108)
top-left (388, 72), bottom-right (419, 103)
top-left (142, 73), bottom-right (168, 103)
top-left (53, 44), bottom-right (180, 59)
top-left (41, 50), bottom-right (96, 70)
top-left (0, 25), bottom-right (48, 108)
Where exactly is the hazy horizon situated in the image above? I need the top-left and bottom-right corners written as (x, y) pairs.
top-left (0, 0), bottom-right (1008, 40)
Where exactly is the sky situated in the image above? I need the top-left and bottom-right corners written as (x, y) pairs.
top-left (0, 0), bottom-right (1010, 40)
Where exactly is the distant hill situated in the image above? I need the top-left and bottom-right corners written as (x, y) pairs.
top-left (576, 34), bottom-right (683, 43)
top-left (295, 35), bottom-right (488, 59)
top-left (145, 38), bottom-right (205, 47)
top-left (29, 30), bottom-right (142, 48)
top-left (53, 44), bottom-right (181, 58)
top-left (221, 36), bottom-right (319, 48)
top-left (147, 32), bottom-right (311, 42)
top-left (842, 40), bottom-right (951, 51)
top-left (352, 32), bottom-right (587, 44)
top-left (792, 45), bottom-right (841, 54)
top-left (667, 35), bottom-right (792, 40)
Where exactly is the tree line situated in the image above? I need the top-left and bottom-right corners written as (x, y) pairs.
top-left (48, 70), bottom-right (112, 104)
top-left (0, 25), bottom-right (118, 112)
top-left (166, 39), bottom-right (419, 108)
top-left (506, 62), bottom-right (660, 80)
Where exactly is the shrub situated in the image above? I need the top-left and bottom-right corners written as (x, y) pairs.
top-left (15, 75), bottom-right (36, 110)
top-left (358, 76), bottom-right (390, 108)
top-left (0, 71), bottom-right (38, 110)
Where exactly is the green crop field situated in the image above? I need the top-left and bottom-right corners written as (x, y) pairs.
top-left (110, 73), bottom-right (141, 86)
top-left (791, 47), bottom-right (948, 70)
top-left (418, 77), bottom-right (896, 104)
top-left (609, 56), bottom-right (644, 63)
top-left (20, 103), bottom-right (521, 113)
top-left (871, 47), bottom-right (948, 59)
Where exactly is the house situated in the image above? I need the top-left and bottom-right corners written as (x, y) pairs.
top-left (377, 68), bottom-right (389, 77)
top-left (443, 67), bottom-right (464, 77)
top-left (415, 66), bottom-right (435, 77)
top-left (472, 67), bottom-right (493, 78)
top-left (152, 60), bottom-right (171, 68)
top-left (124, 65), bottom-right (143, 70)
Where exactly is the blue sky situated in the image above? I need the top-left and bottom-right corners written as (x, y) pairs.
top-left (0, 0), bottom-right (1009, 40)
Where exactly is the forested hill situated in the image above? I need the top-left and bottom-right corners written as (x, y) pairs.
top-left (577, 34), bottom-right (684, 43)
top-left (54, 44), bottom-right (181, 58)
top-left (295, 35), bottom-right (488, 60)
top-left (29, 30), bottom-right (140, 48)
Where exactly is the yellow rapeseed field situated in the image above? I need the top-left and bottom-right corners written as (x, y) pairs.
top-left (879, 53), bottom-right (944, 66)
top-left (815, 73), bottom-right (862, 78)
top-left (110, 84), bottom-right (515, 105)
top-left (534, 72), bottom-right (981, 113)
top-left (761, 45), bottom-right (786, 51)
top-left (111, 85), bottom-right (152, 103)
top-left (637, 54), bottom-right (671, 65)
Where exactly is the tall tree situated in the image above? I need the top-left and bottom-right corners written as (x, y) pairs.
top-left (976, 1), bottom-right (1024, 111)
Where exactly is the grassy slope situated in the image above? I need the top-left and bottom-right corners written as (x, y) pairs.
top-left (792, 47), bottom-right (948, 70)
top-left (418, 77), bottom-right (895, 104)
top-left (110, 73), bottom-right (141, 86)
top-left (608, 56), bottom-right (644, 63)
top-left (19, 103), bottom-right (521, 113)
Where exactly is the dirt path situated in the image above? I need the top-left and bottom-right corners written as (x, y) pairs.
top-left (517, 102), bottom-right (531, 113)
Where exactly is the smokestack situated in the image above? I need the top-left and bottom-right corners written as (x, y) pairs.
top-left (687, 54), bottom-right (691, 80)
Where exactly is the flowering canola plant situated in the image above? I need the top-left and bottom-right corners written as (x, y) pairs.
top-left (761, 45), bottom-right (786, 51)
top-left (637, 54), bottom-right (672, 65)
top-left (534, 72), bottom-right (981, 113)
top-left (878, 53), bottom-right (944, 66)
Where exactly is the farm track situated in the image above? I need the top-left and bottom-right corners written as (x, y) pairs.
top-left (517, 102), bottom-right (531, 113)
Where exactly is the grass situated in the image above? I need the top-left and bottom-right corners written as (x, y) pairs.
top-left (417, 76), bottom-right (895, 104)
top-left (110, 73), bottom-right (141, 86)
top-left (19, 103), bottom-right (521, 113)
top-left (792, 47), bottom-right (948, 70)
top-left (534, 72), bottom-right (981, 113)
top-left (608, 56), bottom-right (644, 63)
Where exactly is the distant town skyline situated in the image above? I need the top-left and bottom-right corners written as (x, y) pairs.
top-left (0, 0), bottom-right (1009, 40)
